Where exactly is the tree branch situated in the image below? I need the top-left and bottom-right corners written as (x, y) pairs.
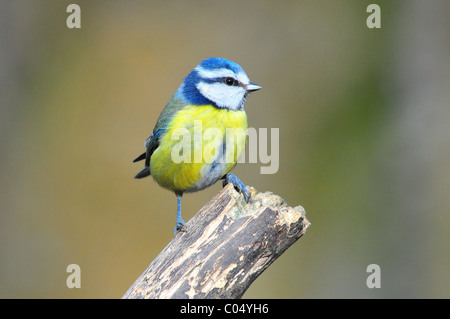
top-left (122, 184), bottom-right (310, 299)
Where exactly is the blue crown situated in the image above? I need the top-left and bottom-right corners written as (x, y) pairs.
top-left (198, 57), bottom-right (245, 74)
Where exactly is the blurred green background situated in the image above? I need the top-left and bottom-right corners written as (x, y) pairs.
top-left (1, 0), bottom-right (449, 298)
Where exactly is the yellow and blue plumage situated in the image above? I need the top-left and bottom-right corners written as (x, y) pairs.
top-left (133, 57), bottom-right (261, 233)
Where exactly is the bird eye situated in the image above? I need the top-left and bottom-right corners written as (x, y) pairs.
top-left (224, 77), bottom-right (236, 86)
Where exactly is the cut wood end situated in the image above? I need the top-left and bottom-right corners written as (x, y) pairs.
top-left (224, 183), bottom-right (310, 231)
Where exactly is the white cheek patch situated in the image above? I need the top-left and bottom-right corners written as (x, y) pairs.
top-left (197, 82), bottom-right (246, 110)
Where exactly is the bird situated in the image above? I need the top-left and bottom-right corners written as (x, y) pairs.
top-left (133, 57), bottom-right (261, 233)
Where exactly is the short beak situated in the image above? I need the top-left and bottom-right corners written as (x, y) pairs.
top-left (246, 82), bottom-right (262, 92)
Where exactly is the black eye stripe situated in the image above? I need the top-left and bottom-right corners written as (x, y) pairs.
top-left (223, 77), bottom-right (240, 86)
top-left (200, 76), bottom-right (242, 87)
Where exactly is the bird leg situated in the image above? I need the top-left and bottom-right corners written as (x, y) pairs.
top-left (174, 195), bottom-right (186, 234)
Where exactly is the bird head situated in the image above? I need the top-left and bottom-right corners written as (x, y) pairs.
top-left (177, 57), bottom-right (261, 111)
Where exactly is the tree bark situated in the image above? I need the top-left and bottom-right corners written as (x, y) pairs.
top-left (122, 184), bottom-right (310, 299)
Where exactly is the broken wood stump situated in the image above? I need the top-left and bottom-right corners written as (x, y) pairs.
top-left (122, 183), bottom-right (310, 299)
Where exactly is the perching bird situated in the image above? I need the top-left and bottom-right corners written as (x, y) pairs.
top-left (133, 57), bottom-right (261, 233)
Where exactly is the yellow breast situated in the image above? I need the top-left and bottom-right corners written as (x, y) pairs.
top-left (150, 105), bottom-right (248, 194)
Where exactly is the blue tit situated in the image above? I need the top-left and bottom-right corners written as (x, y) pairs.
top-left (133, 57), bottom-right (261, 233)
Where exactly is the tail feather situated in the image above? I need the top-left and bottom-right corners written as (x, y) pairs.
top-left (134, 167), bottom-right (151, 179)
top-left (133, 152), bottom-right (146, 163)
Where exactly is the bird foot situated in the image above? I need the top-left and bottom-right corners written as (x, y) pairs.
top-left (222, 173), bottom-right (250, 203)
